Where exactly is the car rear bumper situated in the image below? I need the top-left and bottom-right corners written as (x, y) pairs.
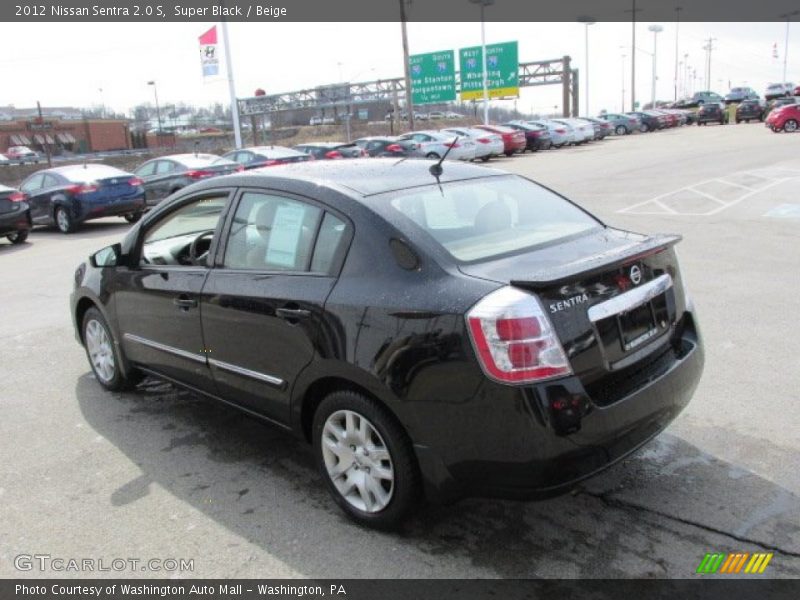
top-left (76, 196), bottom-right (146, 222)
top-left (0, 204), bottom-right (33, 235)
top-left (414, 311), bottom-right (704, 504)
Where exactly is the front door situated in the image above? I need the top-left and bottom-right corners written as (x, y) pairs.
top-left (115, 191), bottom-right (232, 393)
top-left (200, 190), bottom-right (350, 425)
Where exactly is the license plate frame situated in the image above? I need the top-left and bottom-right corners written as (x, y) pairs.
top-left (617, 301), bottom-right (658, 352)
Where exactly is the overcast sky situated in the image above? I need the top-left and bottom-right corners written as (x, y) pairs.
top-left (2, 21), bottom-right (797, 117)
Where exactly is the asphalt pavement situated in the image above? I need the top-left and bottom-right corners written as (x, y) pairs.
top-left (1, 122), bottom-right (798, 579)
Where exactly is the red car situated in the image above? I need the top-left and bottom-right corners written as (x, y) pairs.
top-left (474, 124), bottom-right (526, 156)
top-left (765, 104), bottom-right (800, 132)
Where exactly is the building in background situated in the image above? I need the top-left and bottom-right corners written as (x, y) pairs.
top-left (0, 106), bottom-right (132, 154)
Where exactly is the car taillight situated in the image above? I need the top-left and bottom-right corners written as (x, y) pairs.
top-left (187, 170), bottom-right (214, 179)
top-left (467, 286), bottom-right (572, 384)
top-left (260, 159), bottom-right (281, 167)
top-left (385, 144), bottom-right (403, 152)
top-left (128, 177), bottom-right (144, 187)
top-left (444, 142), bottom-right (460, 148)
top-left (556, 128), bottom-right (566, 134)
top-left (8, 191), bottom-right (26, 202)
top-left (235, 164), bottom-right (245, 172)
top-left (325, 150), bottom-right (343, 159)
top-left (477, 137), bottom-right (491, 144)
top-left (67, 183), bottom-right (98, 194)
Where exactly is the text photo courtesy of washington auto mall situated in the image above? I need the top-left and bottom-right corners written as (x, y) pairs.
top-left (1, 0), bottom-right (800, 598)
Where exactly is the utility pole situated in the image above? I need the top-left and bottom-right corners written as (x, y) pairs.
top-left (37, 101), bottom-right (52, 168)
top-left (399, 0), bottom-right (414, 131)
top-left (674, 5), bottom-right (682, 101)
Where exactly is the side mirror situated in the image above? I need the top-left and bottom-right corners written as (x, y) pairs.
top-left (90, 243), bottom-right (122, 268)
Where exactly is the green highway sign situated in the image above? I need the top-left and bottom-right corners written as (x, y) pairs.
top-left (459, 41), bottom-right (519, 100)
top-left (409, 50), bottom-right (456, 105)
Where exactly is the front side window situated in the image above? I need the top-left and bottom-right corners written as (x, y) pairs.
top-left (381, 176), bottom-right (601, 263)
top-left (140, 195), bottom-right (228, 266)
top-left (224, 192), bottom-right (322, 271)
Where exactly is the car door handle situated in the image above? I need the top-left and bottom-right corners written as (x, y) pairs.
top-left (275, 307), bottom-right (311, 320)
top-left (173, 295), bottom-right (198, 310)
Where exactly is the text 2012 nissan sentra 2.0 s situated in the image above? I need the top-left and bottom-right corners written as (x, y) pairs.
top-left (70, 159), bottom-right (704, 528)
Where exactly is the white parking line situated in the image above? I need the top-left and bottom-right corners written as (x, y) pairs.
top-left (618, 169), bottom-right (800, 216)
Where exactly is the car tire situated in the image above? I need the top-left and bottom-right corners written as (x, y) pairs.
top-left (82, 307), bottom-right (142, 392)
top-left (55, 206), bottom-right (76, 234)
top-left (313, 390), bottom-right (421, 530)
top-left (784, 119), bottom-right (798, 132)
top-left (124, 212), bottom-right (143, 223)
top-left (425, 152), bottom-right (440, 159)
top-left (640, 124), bottom-right (649, 133)
top-left (504, 151), bottom-right (514, 157)
top-left (7, 230), bottom-right (29, 244)
top-left (615, 125), bottom-right (626, 135)
top-left (480, 156), bottom-right (490, 162)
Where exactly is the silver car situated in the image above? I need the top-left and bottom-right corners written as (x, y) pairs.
top-left (552, 118), bottom-right (594, 144)
top-left (399, 130), bottom-right (477, 161)
top-left (525, 120), bottom-right (570, 148)
top-left (440, 127), bottom-right (503, 161)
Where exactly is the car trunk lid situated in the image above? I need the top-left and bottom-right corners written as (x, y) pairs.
top-left (459, 228), bottom-right (685, 400)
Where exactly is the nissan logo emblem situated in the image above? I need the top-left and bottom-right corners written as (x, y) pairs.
top-left (630, 265), bottom-right (643, 285)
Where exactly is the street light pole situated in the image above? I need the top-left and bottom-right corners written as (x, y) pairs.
top-left (649, 25), bottom-right (663, 108)
top-left (621, 53), bottom-right (627, 112)
top-left (674, 5), bottom-right (682, 101)
top-left (470, 0), bottom-right (494, 125)
top-left (147, 81), bottom-right (162, 139)
top-left (780, 11), bottom-right (800, 84)
top-left (578, 17), bottom-right (596, 116)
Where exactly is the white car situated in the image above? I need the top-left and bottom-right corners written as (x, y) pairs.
top-left (765, 82), bottom-right (795, 101)
top-left (399, 130), bottom-right (477, 161)
top-left (551, 119), bottom-right (594, 144)
top-left (0, 153), bottom-right (9, 166)
top-left (6, 145), bottom-right (40, 163)
top-left (440, 127), bottom-right (503, 161)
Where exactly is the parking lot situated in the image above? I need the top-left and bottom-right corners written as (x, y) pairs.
top-left (1, 122), bottom-right (799, 579)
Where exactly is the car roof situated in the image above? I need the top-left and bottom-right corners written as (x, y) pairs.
top-left (215, 157), bottom-right (507, 197)
top-left (158, 153), bottom-right (222, 166)
top-left (45, 164), bottom-right (131, 180)
top-left (294, 142), bottom-right (353, 149)
top-left (241, 145), bottom-right (305, 156)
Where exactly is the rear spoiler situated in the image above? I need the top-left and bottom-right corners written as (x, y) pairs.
top-left (510, 233), bottom-right (681, 291)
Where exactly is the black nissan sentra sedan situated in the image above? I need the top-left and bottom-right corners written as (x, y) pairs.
top-left (70, 159), bottom-right (704, 528)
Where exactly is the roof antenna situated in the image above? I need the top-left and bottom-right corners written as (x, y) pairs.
top-left (429, 135), bottom-right (458, 194)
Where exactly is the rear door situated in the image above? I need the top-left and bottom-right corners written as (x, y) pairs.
top-left (134, 161), bottom-right (158, 205)
top-left (200, 189), bottom-right (351, 425)
top-left (19, 174), bottom-right (47, 222)
top-left (115, 190), bottom-right (232, 393)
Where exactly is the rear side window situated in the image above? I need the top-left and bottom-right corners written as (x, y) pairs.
top-left (383, 176), bottom-right (600, 262)
top-left (156, 161), bottom-right (176, 175)
top-left (311, 213), bottom-right (347, 274)
top-left (224, 192), bottom-right (322, 271)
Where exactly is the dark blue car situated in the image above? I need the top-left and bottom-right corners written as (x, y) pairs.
top-left (19, 164), bottom-right (146, 233)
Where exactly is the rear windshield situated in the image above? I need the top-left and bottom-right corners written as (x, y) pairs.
top-left (379, 175), bottom-right (601, 262)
